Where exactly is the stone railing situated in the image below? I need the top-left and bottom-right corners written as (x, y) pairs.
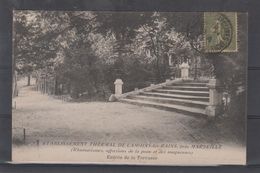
top-left (109, 78), bottom-right (183, 101)
top-left (205, 78), bottom-right (223, 117)
top-left (110, 63), bottom-right (223, 118)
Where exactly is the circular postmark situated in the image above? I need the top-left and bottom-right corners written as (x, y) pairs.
top-left (205, 13), bottom-right (233, 52)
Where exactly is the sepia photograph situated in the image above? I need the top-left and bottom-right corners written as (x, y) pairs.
top-left (12, 11), bottom-right (247, 165)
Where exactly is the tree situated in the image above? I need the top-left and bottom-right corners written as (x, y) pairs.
top-left (13, 11), bottom-right (70, 85)
top-left (133, 12), bottom-right (194, 82)
top-left (13, 11), bottom-right (37, 86)
top-left (14, 11), bottom-right (246, 108)
top-left (93, 12), bottom-right (154, 79)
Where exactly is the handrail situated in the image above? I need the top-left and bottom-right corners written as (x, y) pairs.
top-left (114, 78), bottom-right (184, 100)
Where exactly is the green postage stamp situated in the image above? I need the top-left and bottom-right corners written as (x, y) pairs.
top-left (204, 12), bottom-right (237, 52)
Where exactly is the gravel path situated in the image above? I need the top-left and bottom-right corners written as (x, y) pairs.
top-left (13, 85), bottom-right (235, 145)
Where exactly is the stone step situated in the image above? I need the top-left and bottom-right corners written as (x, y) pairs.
top-left (120, 98), bottom-right (207, 117)
top-left (130, 95), bottom-right (209, 109)
top-left (172, 82), bottom-right (207, 87)
top-left (163, 85), bottom-right (209, 91)
top-left (189, 80), bottom-right (209, 83)
top-left (153, 89), bottom-right (209, 97)
top-left (140, 92), bottom-right (209, 102)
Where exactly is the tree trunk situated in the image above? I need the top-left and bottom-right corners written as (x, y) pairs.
top-left (12, 70), bottom-right (18, 97)
top-left (27, 74), bottom-right (31, 86)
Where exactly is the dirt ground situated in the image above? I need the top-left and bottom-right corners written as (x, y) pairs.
top-left (12, 82), bottom-right (246, 164)
top-left (12, 82), bottom-right (241, 146)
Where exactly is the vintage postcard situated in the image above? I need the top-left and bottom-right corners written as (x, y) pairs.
top-left (12, 11), bottom-right (247, 165)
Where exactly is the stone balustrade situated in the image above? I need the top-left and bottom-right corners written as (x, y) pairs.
top-left (205, 78), bottom-right (223, 117)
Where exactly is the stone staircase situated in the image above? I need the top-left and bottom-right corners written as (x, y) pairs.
top-left (119, 80), bottom-right (209, 117)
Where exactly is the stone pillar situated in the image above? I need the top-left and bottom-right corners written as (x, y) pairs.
top-left (205, 79), bottom-right (223, 117)
top-left (179, 62), bottom-right (190, 80)
top-left (114, 79), bottom-right (124, 96)
top-left (168, 55), bottom-right (173, 66)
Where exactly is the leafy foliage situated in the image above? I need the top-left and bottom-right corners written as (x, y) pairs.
top-left (13, 11), bottom-right (246, 105)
